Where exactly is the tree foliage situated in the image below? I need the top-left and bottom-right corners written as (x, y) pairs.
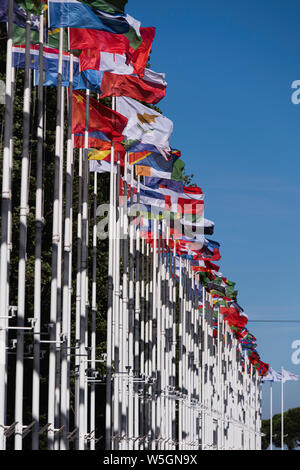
top-left (262, 407), bottom-right (300, 450)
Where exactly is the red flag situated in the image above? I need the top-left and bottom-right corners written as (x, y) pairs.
top-left (72, 91), bottom-right (128, 143)
top-left (69, 28), bottom-right (131, 57)
top-left (100, 68), bottom-right (167, 105)
top-left (130, 27), bottom-right (155, 77)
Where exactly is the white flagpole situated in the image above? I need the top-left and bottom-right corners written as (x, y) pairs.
top-left (14, 12), bottom-right (32, 450)
top-left (75, 147), bottom-right (83, 448)
top-left (121, 152), bottom-right (129, 449)
top-left (61, 50), bottom-right (74, 450)
top-left (0, 0), bottom-right (13, 451)
top-left (90, 170), bottom-right (97, 450)
top-left (48, 27), bottom-right (64, 450)
top-left (78, 89), bottom-right (90, 450)
top-left (270, 381), bottom-right (273, 450)
top-left (281, 366), bottom-right (284, 450)
top-left (134, 173), bottom-right (141, 449)
top-left (32, 11), bottom-right (44, 451)
top-left (105, 102), bottom-right (115, 450)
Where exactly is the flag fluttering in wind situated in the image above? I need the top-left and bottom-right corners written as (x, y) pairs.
top-left (281, 368), bottom-right (299, 383)
top-left (262, 367), bottom-right (282, 383)
top-left (48, 0), bottom-right (138, 34)
top-left (72, 91), bottom-right (128, 142)
top-left (116, 96), bottom-right (173, 151)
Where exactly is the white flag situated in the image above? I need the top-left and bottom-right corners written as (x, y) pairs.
top-left (262, 367), bottom-right (282, 383)
top-left (116, 96), bottom-right (173, 151)
top-left (281, 368), bottom-right (299, 383)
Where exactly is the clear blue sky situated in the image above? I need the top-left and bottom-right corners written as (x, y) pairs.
top-left (128, 0), bottom-right (300, 419)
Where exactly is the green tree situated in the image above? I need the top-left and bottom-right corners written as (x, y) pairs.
top-left (262, 407), bottom-right (300, 450)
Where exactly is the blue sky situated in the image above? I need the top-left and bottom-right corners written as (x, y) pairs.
top-left (128, 0), bottom-right (300, 419)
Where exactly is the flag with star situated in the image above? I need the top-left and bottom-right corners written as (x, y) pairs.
top-left (72, 91), bottom-right (128, 142)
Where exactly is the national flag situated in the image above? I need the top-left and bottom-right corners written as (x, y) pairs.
top-left (78, 65), bottom-right (167, 104)
top-left (72, 91), bottom-right (128, 142)
top-left (48, 0), bottom-right (140, 36)
top-left (13, 44), bottom-right (80, 73)
top-left (87, 143), bottom-right (126, 163)
top-left (89, 159), bottom-right (116, 174)
top-left (135, 153), bottom-right (184, 181)
top-left (220, 306), bottom-right (248, 328)
top-left (116, 97), bottom-right (173, 151)
top-left (0, 0), bottom-right (40, 28)
top-left (262, 367), bottom-right (282, 383)
top-left (281, 368), bottom-right (299, 383)
top-left (69, 26), bottom-right (155, 76)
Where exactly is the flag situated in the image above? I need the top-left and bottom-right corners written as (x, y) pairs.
top-left (262, 367), bottom-right (282, 383)
top-left (281, 368), bottom-right (299, 383)
top-left (33, 49), bottom-right (81, 87)
top-left (0, 0), bottom-right (40, 30)
top-left (13, 45), bottom-right (80, 73)
top-left (89, 159), bottom-right (116, 174)
top-left (116, 97), bottom-right (173, 151)
top-left (69, 26), bottom-right (154, 76)
top-left (144, 177), bottom-right (184, 194)
top-left (78, 65), bottom-right (167, 104)
top-left (135, 153), bottom-right (184, 181)
top-left (72, 91), bottom-right (128, 142)
top-left (87, 143), bottom-right (126, 163)
top-left (70, 28), bottom-right (132, 54)
top-left (48, 0), bottom-right (139, 36)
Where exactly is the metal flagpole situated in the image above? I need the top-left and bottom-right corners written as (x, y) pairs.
top-left (90, 170), bottom-right (97, 450)
top-left (61, 50), bottom-right (74, 450)
top-left (54, 81), bottom-right (65, 450)
top-left (14, 12), bottom-right (32, 450)
top-left (134, 173), bottom-right (141, 449)
top-left (270, 381), bottom-right (273, 450)
top-left (128, 163), bottom-right (135, 450)
top-left (281, 366), bottom-right (284, 450)
top-left (113, 147), bottom-right (121, 449)
top-left (78, 89), bottom-right (90, 450)
top-left (151, 218), bottom-right (157, 450)
top-left (0, 0), bottom-right (13, 451)
top-left (48, 27), bottom-right (64, 450)
top-left (121, 152), bottom-right (129, 449)
top-left (105, 108), bottom-right (115, 451)
top-left (75, 147), bottom-right (83, 448)
top-left (32, 11), bottom-right (44, 450)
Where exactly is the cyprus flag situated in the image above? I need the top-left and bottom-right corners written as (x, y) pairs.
top-left (116, 96), bottom-right (173, 151)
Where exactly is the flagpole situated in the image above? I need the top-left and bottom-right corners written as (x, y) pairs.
top-left (14, 12), bottom-right (32, 450)
top-left (134, 173), bottom-right (141, 450)
top-left (151, 217), bottom-right (157, 450)
top-left (281, 366), bottom-right (284, 450)
top-left (78, 88), bottom-right (90, 450)
top-left (90, 170), bottom-right (97, 450)
top-left (75, 147), bottom-right (83, 449)
top-left (61, 49), bottom-right (74, 451)
top-left (105, 109), bottom-right (115, 451)
top-left (32, 11), bottom-right (44, 451)
top-left (128, 163), bottom-right (135, 450)
top-left (48, 27), bottom-right (63, 450)
top-left (0, 0), bottom-right (13, 451)
top-left (121, 152), bottom-right (129, 450)
top-left (270, 381), bottom-right (273, 450)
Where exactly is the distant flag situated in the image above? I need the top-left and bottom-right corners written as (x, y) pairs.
top-left (262, 368), bottom-right (282, 383)
top-left (281, 368), bottom-right (299, 383)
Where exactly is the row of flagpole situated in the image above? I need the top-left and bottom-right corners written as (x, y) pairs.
top-left (263, 366), bottom-right (299, 450)
top-left (0, 1), bottom-right (263, 450)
